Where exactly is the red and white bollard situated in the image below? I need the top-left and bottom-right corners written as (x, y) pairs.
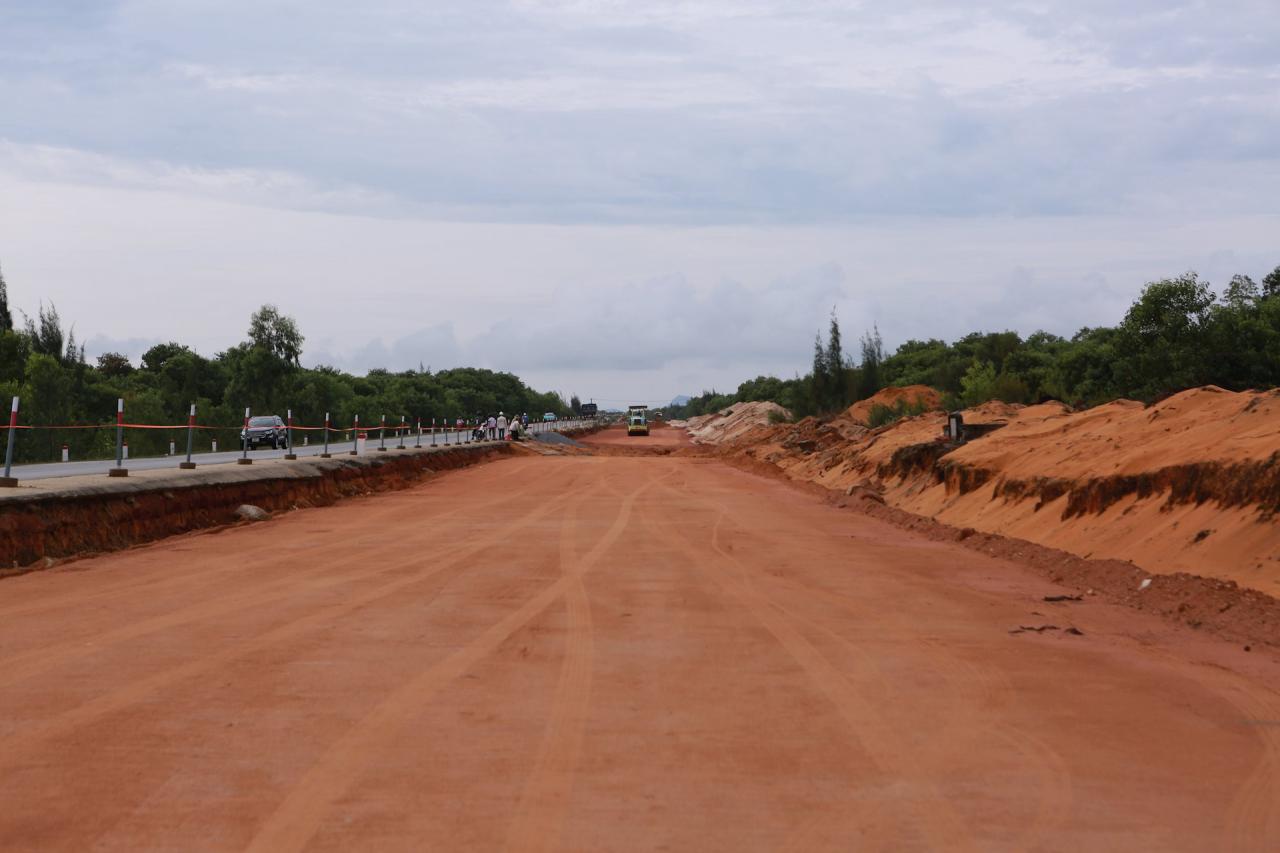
top-left (238, 407), bottom-right (252, 465)
top-left (61, 444), bottom-right (69, 463)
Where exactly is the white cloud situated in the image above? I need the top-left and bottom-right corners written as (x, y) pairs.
top-left (2, 1), bottom-right (1278, 400)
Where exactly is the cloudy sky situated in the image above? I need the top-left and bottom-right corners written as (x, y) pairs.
top-left (1, 1), bottom-right (1277, 404)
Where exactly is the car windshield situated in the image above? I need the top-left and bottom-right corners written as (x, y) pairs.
top-left (249, 417), bottom-right (275, 426)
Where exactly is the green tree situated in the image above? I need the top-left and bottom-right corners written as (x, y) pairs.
top-left (1263, 266), bottom-right (1280, 300)
top-left (809, 333), bottom-right (829, 415)
top-left (0, 330), bottom-right (29, 384)
top-left (858, 326), bottom-right (884, 401)
top-left (248, 304), bottom-right (305, 366)
top-left (22, 303), bottom-right (74, 364)
top-left (959, 360), bottom-right (998, 407)
top-left (1113, 273), bottom-right (1215, 400)
top-left (96, 352), bottom-right (134, 379)
top-left (0, 261), bottom-right (12, 333)
top-left (141, 342), bottom-right (192, 373)
top-left (19, 353), bottom-right (75, 461)
top-left (825, 308), bottom-right (845, 409)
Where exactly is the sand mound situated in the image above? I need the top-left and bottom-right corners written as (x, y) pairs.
top-left (709, 387), bottom-right (1280, 591)
top-left (844, 385), bottom-right (943, 425)
top-left (685, 401), bottom-right (792, 445)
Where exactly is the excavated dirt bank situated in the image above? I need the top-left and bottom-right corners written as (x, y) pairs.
top-left (698, 388), bottom-right (1280, 589)
top-left (0, 443), bottom-right (515, 572)
top-left (705, 445), bottom-right (1280, 650)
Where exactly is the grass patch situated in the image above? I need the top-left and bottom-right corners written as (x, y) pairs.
top-left (867, 399), bottom-right (931, 429)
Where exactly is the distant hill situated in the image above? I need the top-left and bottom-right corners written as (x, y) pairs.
top-left (669, 395), bottom-right (692, 407)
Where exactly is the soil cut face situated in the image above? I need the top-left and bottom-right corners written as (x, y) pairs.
top-left (1, 452), bottom-right (1278, 850)
top-left (706, 386), bottom-right (1280, 590)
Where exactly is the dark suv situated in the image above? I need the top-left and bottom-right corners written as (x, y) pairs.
top-left (240, 415), bottom-right (287, 450)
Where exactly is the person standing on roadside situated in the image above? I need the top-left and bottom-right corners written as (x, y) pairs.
top-left (487, 414), bottom-right (497, 440)
top-left (497, 412), bottom-right (508, 440)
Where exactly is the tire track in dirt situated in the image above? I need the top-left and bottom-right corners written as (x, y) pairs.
top-left (0, 458), bottom-right (539, 625)
top-left (243, 463), bottom-right (658, 853)
top-left (1224, 687), bottom-right (1280, 851)
top-left (757, 558), bottom-right (1075, 849)
top-left (690, 466), bottom-right (1278, 850)
top-left (1191, 665), bottom-right (1280, 849)
top-left (0, 486), bottom-right (580, 763)
top-left (656, 468), bottom-right (1077, 848)
top-left (642, 474), bottom-right (980, 852)
top-left (503, 492), bottom-right (597, 853)
top-left (0, 465), bottom-right (562, 690)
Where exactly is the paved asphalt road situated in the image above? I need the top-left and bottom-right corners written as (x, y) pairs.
top-left (5, 421), bottom-right (581, 481)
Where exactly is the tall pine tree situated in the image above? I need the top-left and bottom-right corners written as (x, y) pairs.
top-left (825, 307), bottom-right (844, 409)
top-left (810, 333), bottom-right (829, 413)
top-left (859, 325), bottom-right (884, 400)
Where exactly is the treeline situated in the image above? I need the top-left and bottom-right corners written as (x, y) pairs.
top-left (670, 267), bottom-right (1280, 420)
top-left (0, 268), bottom-right (568, 463)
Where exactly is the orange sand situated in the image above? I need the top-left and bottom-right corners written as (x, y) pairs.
top-left (703, 387), bottom-right (1280, 590)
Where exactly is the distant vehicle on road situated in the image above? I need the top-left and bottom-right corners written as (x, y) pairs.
top-left (543, 412), bottom-right (557, 422)
top-left (240, 415), bottom-right (287, 450)
top-left (580, 403), bottom-right (598, 417)
top-left (627, 405), bottom-right (649, 437)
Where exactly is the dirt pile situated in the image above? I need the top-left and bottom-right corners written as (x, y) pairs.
top-left (710, 386), bottom-right (1280, 592)
top-left (685, 401), bottom-right (792, 445)
top-left (844, 384), bottom-right (942, 425)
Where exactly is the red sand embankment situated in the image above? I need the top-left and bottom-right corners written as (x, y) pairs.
top-left (0, 443), bottom-right (514, 571)
top-left (707, 386), bottom-right (1280, 593)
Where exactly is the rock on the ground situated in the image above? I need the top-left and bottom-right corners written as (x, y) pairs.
top-left (234, 504), bottom-right (271, 522)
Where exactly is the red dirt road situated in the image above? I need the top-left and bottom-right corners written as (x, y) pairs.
top-left (2, 448), bottom-right (1279, 851)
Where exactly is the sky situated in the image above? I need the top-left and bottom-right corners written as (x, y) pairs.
top-left (1, 0), bottom-right (1277, 405)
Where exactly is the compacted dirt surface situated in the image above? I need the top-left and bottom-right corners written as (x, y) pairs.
top-left (3, 431), bottom-right (1280, 851)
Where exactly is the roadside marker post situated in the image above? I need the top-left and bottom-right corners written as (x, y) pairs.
top-left (378, 415), bottom-right (387, 451)
top-left (350, 414), bottom-right (360, 456)
top-left (398, 416), bottom-right (407, 450)
top-left (62, 445), bottom-right (69, 463)
top-left (237, 407), bottom-right (253, 464)
top-left (285, 409), bottom-right (298, 459)
top-left (180, 403), bottom-right (197, 469)
top-left (416, 418), bottom-right (421, 448)
top-left (444, 418), bottom-right (450, 446)
top-left (109, 398), bottom-right (128, 477)
top-left (1, 396), bottom-right (18, 486)
top-left (321, 412), bottom-right (332, 458)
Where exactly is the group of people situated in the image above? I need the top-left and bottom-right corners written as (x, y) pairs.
top-left (481, 412), bottom-right (530, 441)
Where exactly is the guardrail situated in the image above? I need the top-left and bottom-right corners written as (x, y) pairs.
top-left (0, 395), bottom-right (595, 485)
